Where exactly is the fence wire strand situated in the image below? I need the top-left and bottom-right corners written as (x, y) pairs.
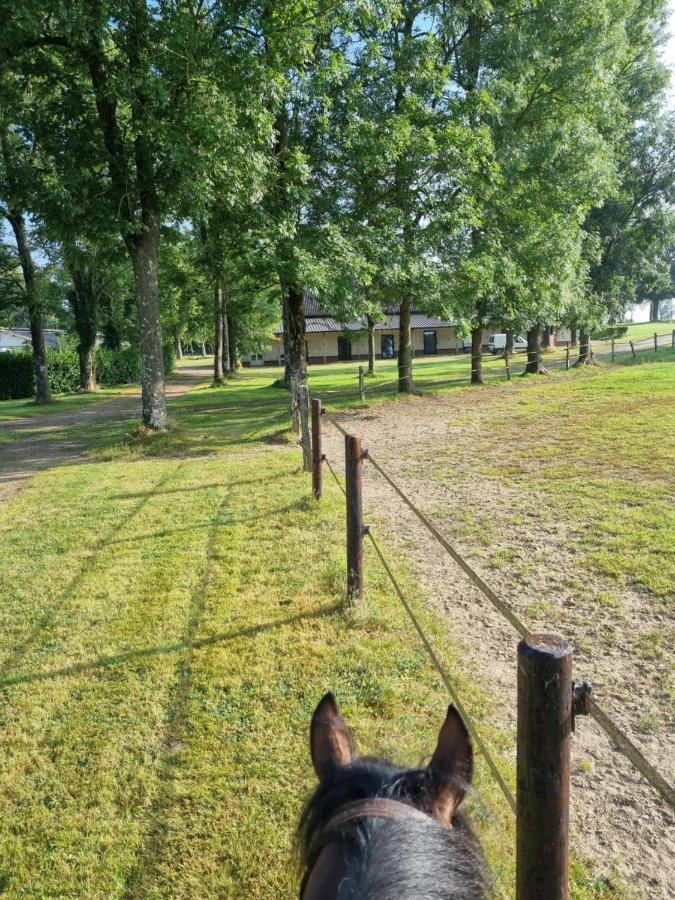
top-left (364, 449), bottom-right (529, 639)
top-left (586, 697), bottom-right (675, 810)
top-left (321, 415), bottom-right (675, 812)
top-left (365, 527), bottom-right (517, 815)
top-left (322, 451), bottom-right (517, 815)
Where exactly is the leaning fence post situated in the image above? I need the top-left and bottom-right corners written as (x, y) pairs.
top-left (345, 433), bottom-right (365, 602)
top-left (629, 340), bottom-right (636, 359)
top-left (504, 354), bottom-right (511, 381)
top-left (299, 385), bottom-right (312, 472)
top-left (359, 365), bottom-right (366, 401)
top-left (289, 374), bottom-right (300, 434)
top-left (611, 338), bottom-right (615, 362)
top-left (311, 398), bottom-right (323, 500)
top-left (517, 634), bottom-right (573, 900)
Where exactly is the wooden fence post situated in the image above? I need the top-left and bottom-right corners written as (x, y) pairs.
top-left (565, 347), bottom-right (570, 371)
top-left (504, 354), bottom-right (511, 381)
top-left (671, 329), bottom-right (674, 350)
top-left (517, 634), bottom-right (573, 900)
top-left (299, 385), bottom-right (312, 472)
top-left (654, 332), bottom-right (658, 353)
top-left (611, 338), bottom-right (615, 362)
top-left (629, 340), bottom-right (636, 359)
top-left (345, 433), bottom-right (364, 602)
top-left (311, 398), bottom-right (323, 500)
top-left (289, 374), bottom-right (300, 434)
top-left (359, 365), bottom-right (366, 401)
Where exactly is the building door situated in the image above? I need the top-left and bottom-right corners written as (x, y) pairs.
top-left (423, 330), bottom-right (437, 355)
top-left (380, 334), bottom-right (395, 359)
top-left (337, 336), bottom-right (352, 361)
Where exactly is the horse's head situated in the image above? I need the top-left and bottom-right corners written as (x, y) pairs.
top-left (298, 693), bottom-right (486, 899)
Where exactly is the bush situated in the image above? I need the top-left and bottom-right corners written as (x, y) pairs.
top-left (591, 325), bottom-right (628, 340)
top-left (46, 349), bottom-right (80, 393)
top-left (0, 341), bottom-right (176, 400)
top-left (96, 347), bottom-right (141, 386)
top-left (163, 341), bottom-right (176, 377)
top-left (0, 350), bottom-right (33, 400)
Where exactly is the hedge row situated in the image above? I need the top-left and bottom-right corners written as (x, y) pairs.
top-left (0, 344), bottom-right (176, 401)
top-left (591, 325), bottom-right (629, 340)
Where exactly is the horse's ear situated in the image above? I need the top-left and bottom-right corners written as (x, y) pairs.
top-left (310, 692), bottom-right (354, 779)
top-left (426, 704), bottom-right (473, 826)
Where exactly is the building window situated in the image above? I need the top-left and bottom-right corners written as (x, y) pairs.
top-left (381, 334), bottom-right (395, 359)
top-left (423, 330), bottom-right (437, 355)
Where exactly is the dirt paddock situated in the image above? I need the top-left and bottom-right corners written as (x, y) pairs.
top-left (323, 374), bottom-right (674, 898)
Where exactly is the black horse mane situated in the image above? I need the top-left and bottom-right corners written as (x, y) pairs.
top-left (298, 757), bottom-right (487, 899)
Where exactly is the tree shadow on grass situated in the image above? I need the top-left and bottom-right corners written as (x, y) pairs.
top-left (0, 463), bottom-right (184, 678)
top-left (119, 481), bottom-right (341, 897)
top-left (0, 603), bottom-right (343, 691)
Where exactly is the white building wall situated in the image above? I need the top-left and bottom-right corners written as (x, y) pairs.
top-left (256, 325), bottom-right (489, 365)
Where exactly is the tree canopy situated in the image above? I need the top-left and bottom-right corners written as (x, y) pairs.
top-left (0, 0), bottom-right (672, 408)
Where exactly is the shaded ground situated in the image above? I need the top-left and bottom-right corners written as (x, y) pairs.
top-left (0, 366), bottom-right (211, 501)
top-left (322, 361), bottom-right (674, 898)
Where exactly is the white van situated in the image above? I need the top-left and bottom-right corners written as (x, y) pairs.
top-left (488, 333), bottom-right (528, 354)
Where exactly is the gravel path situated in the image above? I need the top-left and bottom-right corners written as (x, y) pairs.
top-left (0, 366), bottom-right (211, 501)
top-left (323, 389), bottom-right (674, 899)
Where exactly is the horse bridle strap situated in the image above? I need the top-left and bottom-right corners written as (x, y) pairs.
top-left (323, 797), bottom-right (432, 834)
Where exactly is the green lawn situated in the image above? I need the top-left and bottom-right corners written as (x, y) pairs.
top-left (607, 320), bottom-right (675, 342)
top-left (1, 353), bottom-right (667, 897)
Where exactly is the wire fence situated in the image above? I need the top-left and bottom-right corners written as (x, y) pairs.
top-left (320, 412), bottom-right (675, 815)
top-left (322, 449), bottom-right (518, 815)
top-left (333, 330), bottom-right (675, 402)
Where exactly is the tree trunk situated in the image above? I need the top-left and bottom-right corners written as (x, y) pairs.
top-left (222, 303), bottom-right (231, 375)
top-left (128, 222), bottom-right (168, 429)
top-left (70, 268), bottom-right (98, 392)
top-left (367, 314), bottom-right (376, 375)
top-left (398, 296), bottom-right (413, 393)
top-left (525, 325), bottom-right (546, 374)
top-left (471, 326), bottom-right (483, 384)
top-left (7, 211), bottom-right (51, 404)
top-left (649, 297), bottom-right (660, 322)
top-left (285, 283), bottom-right (307, 384)
top-left (577, 331), bottom-right (591, 365)
top-left (227, 314), bottom-right (239, 371)
top-left (505, 331), bottom-right (514, 358)
top-left (213, 279), bottom-right (225, 383)
top-left (175, 337), bottom-right (183, 359)
top-left (570, 326), bottom-right (578, 347)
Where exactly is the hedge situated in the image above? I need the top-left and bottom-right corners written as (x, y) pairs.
top-left (0, 343), bottom-right (176, 401)
top-left (0, 351), bottom-right (34, 401)
top-left (591, 325), bottom-right (629, 340)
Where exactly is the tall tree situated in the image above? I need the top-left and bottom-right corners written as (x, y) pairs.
top-left (1, 1), bottom-right (244, 427)
top-left (577, 0), bottom-right (673, 360)
top-left (0, 127), bottom-right (51, 403)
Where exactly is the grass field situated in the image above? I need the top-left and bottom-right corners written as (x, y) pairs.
top-left (0, 350), bottom-right (672, 897)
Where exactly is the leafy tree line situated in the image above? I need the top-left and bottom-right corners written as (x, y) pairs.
top-left (0, 0), bottom-right (673, 419)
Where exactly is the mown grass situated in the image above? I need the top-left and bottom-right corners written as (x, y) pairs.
top-left (0, 364), bottom-right (621, 898)
top-left (445, 358), bottom-right (675, 602)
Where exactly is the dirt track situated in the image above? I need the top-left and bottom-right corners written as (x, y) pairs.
top-left (323, 388), bottom-right (674, 899)
top-left (0, 366), bottom-right (211, 502)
